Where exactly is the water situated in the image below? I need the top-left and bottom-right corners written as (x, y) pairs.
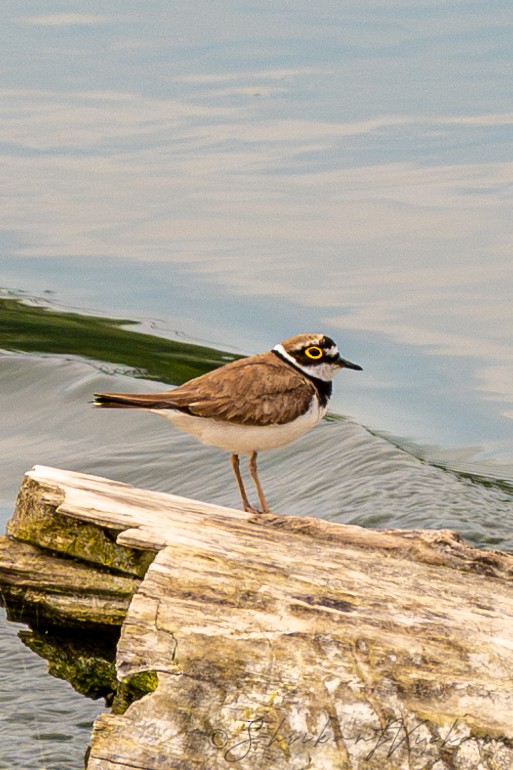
top-left (0, 613), bottom-right (102, 770)
top-left (1, 0), bottom-right (513, 767)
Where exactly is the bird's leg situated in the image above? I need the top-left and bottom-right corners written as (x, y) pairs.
top-left (230, 453), bottom-right (260, 514)
top-left (248, 451), bottom-right (271, 514)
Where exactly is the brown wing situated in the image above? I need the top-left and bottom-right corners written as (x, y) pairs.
top-left (95, 351), bottom-right (316, 426)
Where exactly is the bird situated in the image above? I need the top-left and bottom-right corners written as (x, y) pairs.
top-left (94, 333), bottom-right (362, 514)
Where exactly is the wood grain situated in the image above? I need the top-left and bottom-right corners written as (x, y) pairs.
top-left (2, 465), bottom-right (513, 770)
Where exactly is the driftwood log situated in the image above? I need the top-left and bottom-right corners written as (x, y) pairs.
top-left (1, 466), bottom-right (513, 769)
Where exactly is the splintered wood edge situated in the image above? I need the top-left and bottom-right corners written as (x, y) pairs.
top-left (22, 465), bottom-right (513, 579)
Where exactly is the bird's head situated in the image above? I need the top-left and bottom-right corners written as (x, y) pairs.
top-left (273, 333), bottom-right (362, 381)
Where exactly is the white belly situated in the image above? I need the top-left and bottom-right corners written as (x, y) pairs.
top-left (151, 399), bottom-right (325, 454)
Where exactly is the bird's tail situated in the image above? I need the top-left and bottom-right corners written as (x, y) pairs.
top-left (94, 392), bottom-right (174, 409)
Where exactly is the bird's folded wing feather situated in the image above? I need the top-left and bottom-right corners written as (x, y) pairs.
top-left (95, 352), bottom-right (316, 426)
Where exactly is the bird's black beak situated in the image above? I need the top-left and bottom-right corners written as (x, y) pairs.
top-left (336, 356), bottom-right (362, 371)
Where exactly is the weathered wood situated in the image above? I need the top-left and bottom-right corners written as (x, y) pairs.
top-left (0, 536), bottom-right (138, 627)
top-left (3, 465), bottom-right (513, 770)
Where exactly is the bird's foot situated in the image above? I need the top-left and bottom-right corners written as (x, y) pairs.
top-left (243, 503), bottom-right (273, 515)
top-left (243, 503), bottom-right (264, 514)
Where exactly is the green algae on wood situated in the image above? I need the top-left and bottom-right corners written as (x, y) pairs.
top-left (0, 536), bottom-right (139, 627)
top-left (9, 477), bottom-right (155, 578)
top-left (20, 626), bottom-right (120, 702)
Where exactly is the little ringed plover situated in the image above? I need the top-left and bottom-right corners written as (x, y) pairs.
top-left (94, 333), bottom-right (362, 514)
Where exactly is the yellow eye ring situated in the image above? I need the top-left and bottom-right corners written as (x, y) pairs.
top-left (305, 346), bottom-right (323, 360)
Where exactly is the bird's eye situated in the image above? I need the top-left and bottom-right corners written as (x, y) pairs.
top-left (305, 346), bottom-right (323, 359)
